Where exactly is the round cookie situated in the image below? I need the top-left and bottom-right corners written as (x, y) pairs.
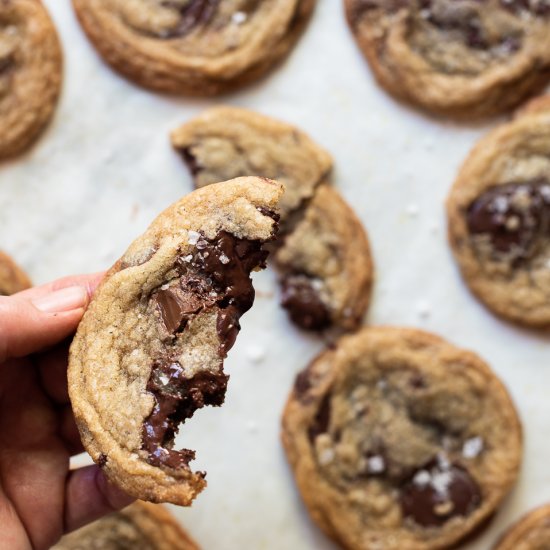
top-left (494, 504), bottom-right (550, 550)
top-left (447, 96), bottom-right (550, 327)
top-left (171, 106), bottom-right (374, 332)
top-left (53, 501), bottom-right (199, 549)
top-left (171, 106), bottom-right (332, 220)
top-left (68, 177), bottom-right (282, 506)
top-left (72, 0), bottom-right (315, 96)
top-left (282, 327), bottom-right (522, 550)
top-left (344, 0), bottom-right (550, 119)
top-left (0, 250), bottom-right (31, 295)
top-left (0, 0), bottom-right (62, 158)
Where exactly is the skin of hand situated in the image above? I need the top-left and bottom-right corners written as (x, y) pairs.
top-left (0, 273), bottom-right (134, 550)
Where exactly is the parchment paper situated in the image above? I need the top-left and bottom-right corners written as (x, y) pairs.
top-left (1, 1), bottom-right (549, 548)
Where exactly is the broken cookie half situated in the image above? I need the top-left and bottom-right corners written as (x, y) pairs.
top-left (171, 107), bottom-right (374, 332)
top-left (68, 177), bottom-right (282, 505)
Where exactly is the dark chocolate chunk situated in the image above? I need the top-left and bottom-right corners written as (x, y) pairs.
top-left (308, 393), bottom-right (332, 443)
top-left (281, 274), bottom-right (332, 331)
top-left (401, 460), bottom-right (482, 527)
top-left (152, 287), bottom-right (203, 335)
top-left (294, 368), bottom-right (312, 397)
top-left (156, 0), bottom-right (220, 38)
top-left (142, 229), bottom-right (276, 469)
top-left (97, 453), bottom-right (108, 467)
top-left (467, 180), bottom-right (550, 263)
top-left (142, 365), bottom-right (228, 470)
top-left (178, 146), bottom-right (202, 177)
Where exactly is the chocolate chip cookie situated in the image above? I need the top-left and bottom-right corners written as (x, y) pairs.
top-left (53, 501), bottom-right (199, 549)
top-left (447, 96), bottom-right (550, 327)
top-left (494, 504), bottom-right (550, 550)
top-left (72, 0), bottom-right (315, 96)
top-left (0, 0), bottom-right (62, 158)
top-left (68, 177), bottom-right (282, 506)
top-left (0, 250), bottom-right (31, 295)
top-left (345, 0), bottom-right (550, 119)
top-left (282, 327), bottom-right (522, 549)
top-left (171, 106), bottom-right (374, 332)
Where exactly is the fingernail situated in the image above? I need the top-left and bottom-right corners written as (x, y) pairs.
top-left (33, 286), bottom-right (88, 313)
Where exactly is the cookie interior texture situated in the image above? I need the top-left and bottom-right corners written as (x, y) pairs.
top-left (72, 0), bottom-right (316, 95)
top-left (493, 504), bottom-right (550, 550)
top-left (0, 250), bottom-right (31, 295)
top-left (282, 327), bottom-right (522, 550)
top-left (53, 501), bottom-right (199, 549)
top-left (68, 177), bottom-right (282, 505)
top-left (447, 97), bottom-right (550, 326)
top-left (345, 0), bottom-right (550, 118)
top-left (171, 106), bottom-right (374, 332)
top-left (0, 0), bottom-right (62, 158)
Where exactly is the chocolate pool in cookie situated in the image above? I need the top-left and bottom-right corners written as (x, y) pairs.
top-left (68, 177), bottom-right (282, 505)
top-left (345, 0), bottom-right (550, 118)
top-left (72, 0), bottom-right (316, 95)
top-left (448, 97), bottom-right (550, 326)
top-left (282, 327), bottom-right (522, 550)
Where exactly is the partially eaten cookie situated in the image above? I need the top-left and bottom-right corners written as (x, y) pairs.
top-left (68, 177), bottom-right (282, 505)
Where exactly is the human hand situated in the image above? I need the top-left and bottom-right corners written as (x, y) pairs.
top-left (0, 273), bottom-right (134, 550)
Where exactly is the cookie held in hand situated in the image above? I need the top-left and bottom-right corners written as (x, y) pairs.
top-left (72, 0), bottom-right (316, 95)
top-left (447, 97), bottom-right (550, 327)
top-left (53, 501), bottom-right (199, 549)
top-left (282, 327), bottom-right (522, 549)
top-left (0, 0), bottom-right (62, 158)
top-left (493, 504), bottom-right (550, 550)
top-left (345, 0), bottom-right (550, 119)
top-left (68, 177), bottom-right (282, 505)
top-left (172, 106), bottom-right (374, 332)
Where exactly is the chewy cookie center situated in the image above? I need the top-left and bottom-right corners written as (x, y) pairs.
top-left (141, 230), bottom-right (271, 470)
top-left (467, 180), bottom-right (550, 265)
top-left (305, 369), bottom-right (484, 528)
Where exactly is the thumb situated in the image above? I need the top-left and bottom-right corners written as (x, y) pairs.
top-left (0, 285), bottom-right (89, 363)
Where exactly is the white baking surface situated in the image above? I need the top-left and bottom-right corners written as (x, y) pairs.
top-left (1, 2), bottom-right (549, 548)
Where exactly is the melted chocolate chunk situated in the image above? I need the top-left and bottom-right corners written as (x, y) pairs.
top-left (157, 0), bottom-right (220, 38)
top-left (152, 287), bottom-right (203, 335)
top-left (467, 180), bottom-right (550, 263)
top-left (142, 229), bottom-right (275, 469)
top-left (142, 364), bottom-right (228, 469)
top-left (401, 460), bottom-right (482, 527)
top-left (178, 146), bottom-right (202, 177)
top-left (97, 453), bottom-right (108, 467)
top-left (308, 393), bottom-right (332, 443)
top-left (281, 274), bottom-right (331, 331)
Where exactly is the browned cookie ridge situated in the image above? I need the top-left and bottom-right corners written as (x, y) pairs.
top-left (68, 177), bottom-right (282, 505)
top-left (53, 501), bottom-right (199, 549)
top-left (447, 96), bottom-right (550, 326)
top-left (72, 0), bottom-right (316, 95)
top-left (171, 106), bottom-right (374, 333)
top-left (0, 0), bottom-right (62, 158)
top-left (493, 504), bottom-right (550, 550)
top-left (282, 327), bottom-right (522, 549)
top-left (345, 0), bottom-right (550, 118)
top-left (0, 250), bottom-right (31, 295)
